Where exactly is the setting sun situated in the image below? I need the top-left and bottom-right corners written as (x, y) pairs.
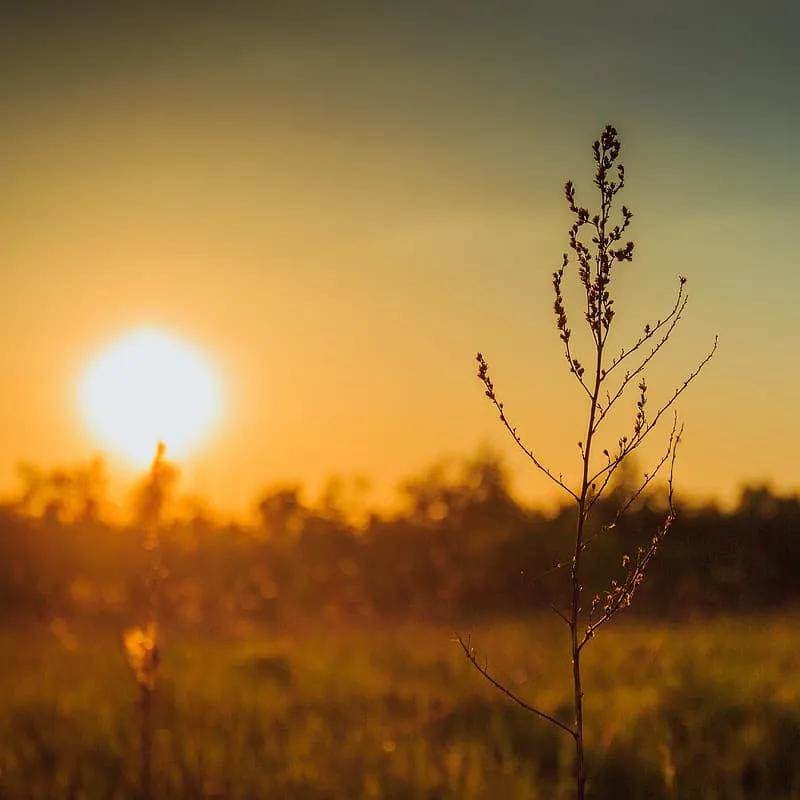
top-left (78, 328), bottom-right (222, 466)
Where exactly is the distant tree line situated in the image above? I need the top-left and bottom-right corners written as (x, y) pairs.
top-left (0, 453), bottom-right (797, 625)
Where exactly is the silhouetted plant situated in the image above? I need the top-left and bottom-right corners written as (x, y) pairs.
top-left (124, 442), bottom-right (175, 800)
top-left (458, 125), bottom-right (716, 799)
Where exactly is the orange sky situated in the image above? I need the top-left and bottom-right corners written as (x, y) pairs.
top-left (1, 4), bottom-right (798, 516)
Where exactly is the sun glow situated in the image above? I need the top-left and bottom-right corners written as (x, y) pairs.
top-left (79, 329), bottom-right (223, 466)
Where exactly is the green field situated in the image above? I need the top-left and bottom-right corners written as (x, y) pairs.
top-left (1, 614), bottom-right (799, 799)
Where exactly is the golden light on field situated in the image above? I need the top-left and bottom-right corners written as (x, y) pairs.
top-left (78, 329), bottom-right (223, 467)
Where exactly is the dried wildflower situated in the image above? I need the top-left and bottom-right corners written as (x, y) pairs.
top-left (124, 622), bottom-right (159, 690)
top-left (461, 125), bottom-right (716, 800)
top-left (128, 443), bottom-right (174, 800)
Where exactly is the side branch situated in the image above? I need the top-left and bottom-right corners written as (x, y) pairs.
top-left (553, 258), bottom-right (593, 402)
top-left (586, 412), bottom-right (679, 519)
top-left (604, 276), bottom-right (687, 378)
top-left (532, 415), bottom-right (679, 587)
top-left (589, 336), bottom-right (717, 486)
top-left (594, 293), bottom-right (688, 431)
top-left (581, 426), bottom-right (683, 648)
top-left (456, 635), bottom-right (576, 738)
top-left (477, 353), bottom-right (579, 501)
top-left (564, 337), bottom-right (594, 403)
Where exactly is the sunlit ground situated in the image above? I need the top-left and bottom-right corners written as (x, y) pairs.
top-left (2, 614), bottom-right (798, 799)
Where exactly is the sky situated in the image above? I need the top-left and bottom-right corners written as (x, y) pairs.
top-left (1, 1), bottom-right (798, 516)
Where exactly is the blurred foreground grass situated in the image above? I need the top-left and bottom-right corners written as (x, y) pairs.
top-left (1, 614), bottom-right (799, 799)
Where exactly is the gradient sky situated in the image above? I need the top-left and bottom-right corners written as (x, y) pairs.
top-left (1, 1), bottom-right (798, 515)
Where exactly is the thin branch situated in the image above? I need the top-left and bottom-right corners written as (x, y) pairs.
top-left (553, 257), bottom-right (594, 402)
top-left (477, 353), bottom-right (579, 501)
top-left (586, 412), bottom-right (679, 518)
top-left (580, 426), bottom-right (683, 648)
top-left (548, 602), bottom-right (572, 626)
top-left (594, 292), bottom-right (688, 431)
top-left (589, 336), bottom-right (717, 486)
top-left (564, 337), bottom-right (594, 402)
top-left (666, 422), bottom-right (680, 507)
top-left (530, 551), bottom-right (573, 587)
top-left (603, 276), bottom-right (687, 378)
top-left (456, 635), bottom-right (576, 738)
top-left (531, 414), bottom-right (679, 588)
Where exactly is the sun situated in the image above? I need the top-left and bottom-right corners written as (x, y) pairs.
top-left (79, 328), bottom-right (223, 466)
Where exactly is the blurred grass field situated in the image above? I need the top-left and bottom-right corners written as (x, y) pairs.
top-left (1, 614), bottom-right (799, 799)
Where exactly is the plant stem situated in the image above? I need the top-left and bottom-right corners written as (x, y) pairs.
top-left (571, 337), bottom-right (604, 799)
top-left (140, 683), bottom-right (152, 800)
